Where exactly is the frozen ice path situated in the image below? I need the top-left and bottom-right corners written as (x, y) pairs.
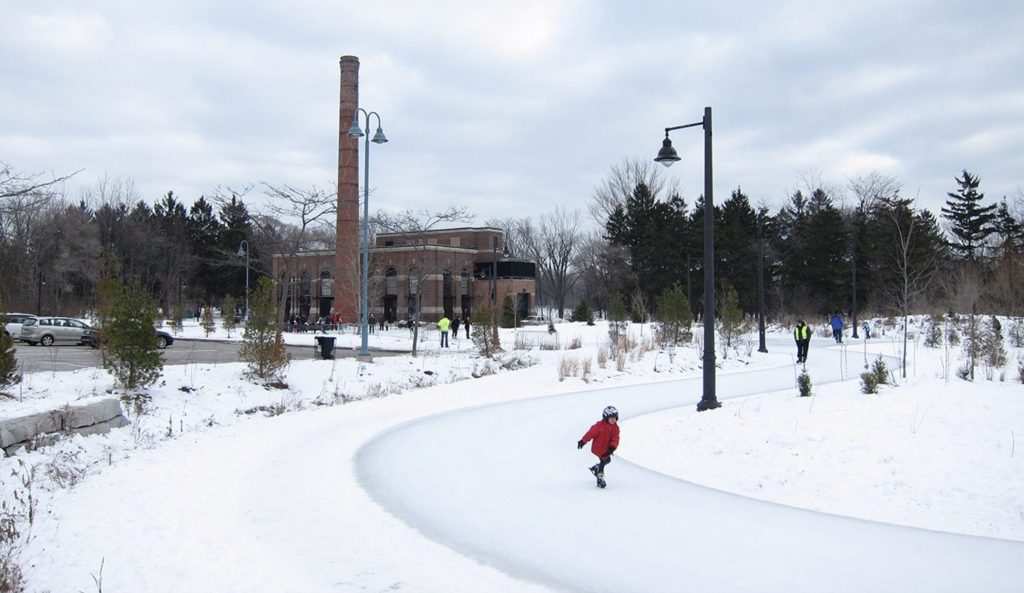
top-left (357, 344), bottom-right (1024, 593)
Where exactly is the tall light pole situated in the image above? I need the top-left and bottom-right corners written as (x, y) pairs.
top-left (348, 107), bottom-right (388, 360)
top-left (491, 236), bottom-right (499, 340)
top-left (655, 106), bottom-right (720, 412)
top-left (757, 212), bottom-right (768, 353)
top-left (237, 240), bottom-right (250, 321)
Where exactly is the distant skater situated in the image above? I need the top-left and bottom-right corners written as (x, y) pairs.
top-left (577, 406), bottom-right (620, 489)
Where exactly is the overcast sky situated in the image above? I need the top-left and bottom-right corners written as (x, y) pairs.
top-left (2, 0), bottom-right (1022, 228)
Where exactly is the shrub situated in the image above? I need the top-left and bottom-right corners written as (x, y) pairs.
top-left (500, 294), bottom-right (518, 328)
top-left (860, 371), bottom-right (880, 394)
top-left (797, 370), bottom-right (812, 397)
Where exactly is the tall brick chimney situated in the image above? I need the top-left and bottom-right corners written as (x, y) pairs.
top-left (335, 55), bottom-right (360, 322)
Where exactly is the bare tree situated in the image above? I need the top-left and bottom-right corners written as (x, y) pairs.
top-left (372, 206), bottom-right (473, 355)
top-left (588, 158), bottom-right (676, 226)
top-left (0, 160), bottom-right (79, 200)
top-left (538, 207), bottom-right (582, 319)
top-left (881, 197), bottom-right (940, 378)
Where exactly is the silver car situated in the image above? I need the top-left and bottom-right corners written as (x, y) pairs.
top-left (3, 312), bottom-right (37, 341)
top-left (19, 316), bottom-right (96, 346)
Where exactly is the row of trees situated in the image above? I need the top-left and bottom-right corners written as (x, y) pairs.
top-left (2, 159), bottom-right (1022, 330)
top-left (503, 163), bottom-right (1022, 329)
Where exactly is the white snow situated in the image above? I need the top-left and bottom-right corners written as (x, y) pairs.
top-left (2, 318), bottom-right (1022, 592)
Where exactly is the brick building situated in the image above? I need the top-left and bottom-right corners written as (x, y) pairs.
top-left (270, 55), bottom-right (536, 324)
top-left (271, 226), bottom-right (536, 324)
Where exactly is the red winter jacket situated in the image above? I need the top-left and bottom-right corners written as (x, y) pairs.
top-left (581, 419), bottom-right (620, 457)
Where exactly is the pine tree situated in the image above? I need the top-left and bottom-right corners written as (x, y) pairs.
top-left (201, 305), bottom-right (216, 337)
top-left (940, 170), bottom-right (996, 261)
top-left (717, 284), bottom-right (746, 358)
top-left (572, 301), bottom-right (594, 325)
top-left (655, 283), bottom-right (692, 347)
top-left (222, 294), bottom-right (237, 338)
top-left (471, 304), bottom-right (500, 358)
top-left (500, 294), bottom-right (518, 328)
top-left (239, 277), bottom-right (290, 383)
top-left (0, 297), bottom-right (22, 391)
top-left (104, 278), bottom-right (163, 393)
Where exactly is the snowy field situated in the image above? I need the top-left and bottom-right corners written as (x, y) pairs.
top-left (1, 317), bottom-right (1022, 591)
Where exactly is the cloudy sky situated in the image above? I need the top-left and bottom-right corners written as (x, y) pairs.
top-left (2, 0), bottom-right (1022, 227)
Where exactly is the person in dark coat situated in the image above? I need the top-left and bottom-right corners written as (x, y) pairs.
top-left (463, 315), bottom-right (471, 339)
top-left (794, 319), bottom-right (810, 363)
top-left (451, 316), bottom-right (461, 339)
top-left (578, 406), bottom-right (621, 488)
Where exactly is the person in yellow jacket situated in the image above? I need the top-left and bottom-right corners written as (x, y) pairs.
top-left (793, 319), bottom-right (810, 363)
top-left (437, 314), bottom-right (451, 348)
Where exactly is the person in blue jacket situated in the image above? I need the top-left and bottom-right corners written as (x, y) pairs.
top-left (829, 311), bottom-right (844, 343)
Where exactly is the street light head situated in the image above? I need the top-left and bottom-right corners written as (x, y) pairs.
top-left (236, 246), bottom-right (246, 257)
top-left (502, 245), bottom-right (510, 258)
top-left (655, 136), bottom-right (680, 167)
top-left (347, 118), bottom-right (365, 138)
top-left (371, 126), bottom-right (388, 144)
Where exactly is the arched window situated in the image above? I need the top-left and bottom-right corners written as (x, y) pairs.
top-left (320, 270), bottom-right (333, 297)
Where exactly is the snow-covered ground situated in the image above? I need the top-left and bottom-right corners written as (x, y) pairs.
top-left (1, 318), bottom-right (1022, 591)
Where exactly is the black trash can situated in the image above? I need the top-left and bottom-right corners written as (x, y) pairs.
top-left (315, 336), bottom-right (336, 359)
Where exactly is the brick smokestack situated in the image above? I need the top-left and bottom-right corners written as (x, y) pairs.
top-left (335, 55), bottom-right (360, 322)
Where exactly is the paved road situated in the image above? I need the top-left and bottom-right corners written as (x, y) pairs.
top-left (356, 340), bottom-right (1024, 593)
top-left (13, 339), bottom-right (390, 373)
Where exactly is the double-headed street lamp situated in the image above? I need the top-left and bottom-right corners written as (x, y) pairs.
top-left (236, 239), bottom-right (250, 321)
top-left (654, 106), bottom-right (720, 412)
top-left (348, 107), bottom-right (388, 360)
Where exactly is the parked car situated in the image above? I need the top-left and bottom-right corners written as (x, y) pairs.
top-left (19, 316), bottom-right (96, 346)
top-left (2, 313), bottom-right (37, 341)
top-left (86, 327), bottom-right (174, 349)
top-left (520, 315), bottom-right (548, 326)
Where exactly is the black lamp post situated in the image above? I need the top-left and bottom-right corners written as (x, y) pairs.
top-left (655, 106), bottom-right (720, 412)
top-left (757, 212), bottom-right (768, 353)
top-left (36, 271), bottom-right (45, 315)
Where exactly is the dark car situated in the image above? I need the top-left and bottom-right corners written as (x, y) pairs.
top-left (86, 328), bottom-right (174, 349)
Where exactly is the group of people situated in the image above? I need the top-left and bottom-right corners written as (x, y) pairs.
top-left (435, 314), bottom-right (471, 348)
top-left (793, 311), bottom-right (875, 363)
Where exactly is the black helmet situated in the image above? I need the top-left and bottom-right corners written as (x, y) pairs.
top-left (602, 405), bottom-right (619, 419)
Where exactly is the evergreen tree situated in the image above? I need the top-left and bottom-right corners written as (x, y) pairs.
top-left (654, 283), bottom-right (692, 347)
top-left (471, 304), bottom-right (500, 358)
top-left (940, 170), bottom-right (996, 261)
top-left (717, 188), bottom-right (759, 314)
top-left (500, 294), bottom-right (518, 328)
top-left (571, 300), bottom-right (594, 325)
top-left (222, 294), bottom-right (238, 338)
top-left (201, 305), bottom-right (216, 337)
top-left (0, 297), bottom-right (22, 391)
top-left (717, 284), bottom-right (746, 358)
top-left (104, 277), bottom-right (163, 393)
top-left (239, 277), bottom-right (290, 383)
top-left (187, 196), bottom-right (226, 304)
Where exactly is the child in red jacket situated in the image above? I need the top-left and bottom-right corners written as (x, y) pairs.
top-left (577, 406), bottom-right (620, 488)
